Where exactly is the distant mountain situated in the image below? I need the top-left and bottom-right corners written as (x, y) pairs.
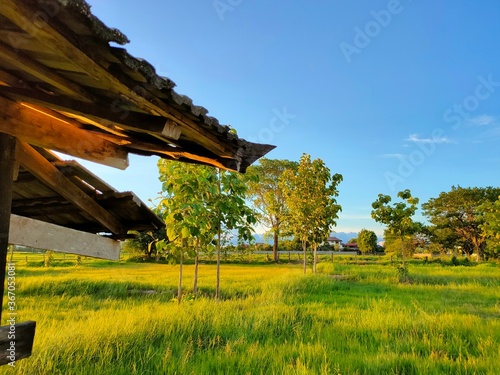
top-left (239, 232), bottom-right (382, 245)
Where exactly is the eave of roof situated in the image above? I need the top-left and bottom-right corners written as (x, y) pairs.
top-left (0, 0), bottom-right (275, 172)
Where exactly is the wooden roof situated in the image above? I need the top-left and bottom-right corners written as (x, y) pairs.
top-left (0, 0), bottom-right (274, 172)
top-left (12, 146), bottom-right (164, 240)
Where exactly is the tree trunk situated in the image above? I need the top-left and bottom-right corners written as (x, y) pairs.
top-left (400, 236), bottom-right (406, 268)
top-left (216, 223), bottom-right (221, 301)
top-left (177, 247), bottom-right (183, 304)
top-left (216, 168), bottom-right (221, 301)
top-left (313, 245), bottom-right (317, 273)
top-left (193, 240), bottom-right (199, 294)
top-left (273, 231), bottom-right (279, 262)
top-left (302, 239), bottom-right (307, 274)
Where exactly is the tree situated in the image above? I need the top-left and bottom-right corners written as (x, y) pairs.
top-left (157, 161), bottom-right (256, 301)
top-left (281, 154), bottom-right (342, 273)
top-left (357, 229), bottom-right (377, 254)
top-left (212, 168), bottom-right (257, 300)
top-left (479, 195), bottom-right (500, 259)
top-left (246, 158), bottom-right (298, 262)
top-left (422, 186), bottom-right (500, 261)
top-left (157, 161), bottom-right (218, 302)
top-left (371, 189), bottom-right (421, 267)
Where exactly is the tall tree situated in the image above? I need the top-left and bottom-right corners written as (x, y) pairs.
top-left (246, 158), bottom-right (298, 262)
top-left (357, 229), bottom-right (378, 254)
top-left (422, 186), bottom-right (500, 261)
top-left (281, 154), bottom-right (342, 273)
top-left (371, 189), bottom-right (421, 267)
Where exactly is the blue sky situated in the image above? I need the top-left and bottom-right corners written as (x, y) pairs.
top-left (79, 0), bottom-right (500, 236)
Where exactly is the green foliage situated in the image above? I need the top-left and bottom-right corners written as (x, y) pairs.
top-left (372, 189), bottom-right (421, 265)
top-left (422, 186), bottom-right (500, 260)
top-left (281, 153), bottom-right (342, 273)
top-left (246, 158), bottom-right (298, 261)
top-left (122, 229), bottom-right (167, 260)
top-left (357, 229), bottom-right (378, 254)
top-left (157, 160), bottom-right (256, 300)
top-left (479, 195), bottom-right (500, 259)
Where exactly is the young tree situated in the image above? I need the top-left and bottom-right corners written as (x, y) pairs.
top-left (157, 161), bottom-right (218, 302)
top-left (246, 158), bottom-right (298, 262)
top-left (371, 189), bottom-right (421, 267)
top-left (213, 168), bottom-right (256, 300)
top-left (422, 186), bottom-right (500, 261)
top-left (281, 154), bottom-right (342, 273)
top-left (357, 229), bottom-right (378, 254)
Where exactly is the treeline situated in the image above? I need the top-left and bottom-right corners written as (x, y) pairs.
top-left (371, 187), bottom-right (500, 262)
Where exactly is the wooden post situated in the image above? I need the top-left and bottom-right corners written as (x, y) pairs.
top-left (0, 134), bottom-right (17, 323)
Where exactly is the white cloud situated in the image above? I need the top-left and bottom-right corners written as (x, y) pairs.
top-left (466, 114), bottom-right (496, 126)
top-left (379, 153), bottom-right (405, 159)
top-left (407, 133), bottom-right (452, 144)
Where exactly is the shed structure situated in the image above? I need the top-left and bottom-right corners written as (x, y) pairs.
top-left (0, 0), bottom-right (274, 365)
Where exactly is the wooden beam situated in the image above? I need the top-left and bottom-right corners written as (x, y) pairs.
top-left (0, 69), bottom-right (31, 89)
top-left (0, 0), bottom-right (235, 157)
top-left (9, 215), bottom-right (120, 260)
top-left (0, 134), bottom-right (17, 323)
top-left (0, 95), bottom-right (129, 169)
top-left (0, 40), bottom-right (93, 102)
top-left (16, 143), bottom-right (127, 236)
top-left (0, 87), bottom-right (179, 138)
top-left (0, 321), bottom-right (36, 366)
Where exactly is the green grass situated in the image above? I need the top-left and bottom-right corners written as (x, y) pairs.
top-left (2, 254), bottom-right (499, 374)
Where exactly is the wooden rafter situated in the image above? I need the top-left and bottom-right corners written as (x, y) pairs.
top-left (0, 40), bottom-right (93, 102)
top-left (0, 95), bottom-right (129, 169)
top-left (16, 142), bottom-right (126, 236)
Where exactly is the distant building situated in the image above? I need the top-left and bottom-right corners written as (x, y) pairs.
top-left (326, 236), bottom-right (344, 249)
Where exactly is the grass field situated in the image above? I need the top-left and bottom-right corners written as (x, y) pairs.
top-left (2, 253), bottom-right (499, 374)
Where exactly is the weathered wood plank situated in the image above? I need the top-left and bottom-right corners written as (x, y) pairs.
top-left (16, 143), bottom-right (126, 236)
top-left (0, 40), bottom-right (93, 102)
top-left (0, 321), bottom-right (36, 366)
top-left (0, 95), bottom-right (129, 170)
top-left (9, 214), bottom-right (121, 260)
